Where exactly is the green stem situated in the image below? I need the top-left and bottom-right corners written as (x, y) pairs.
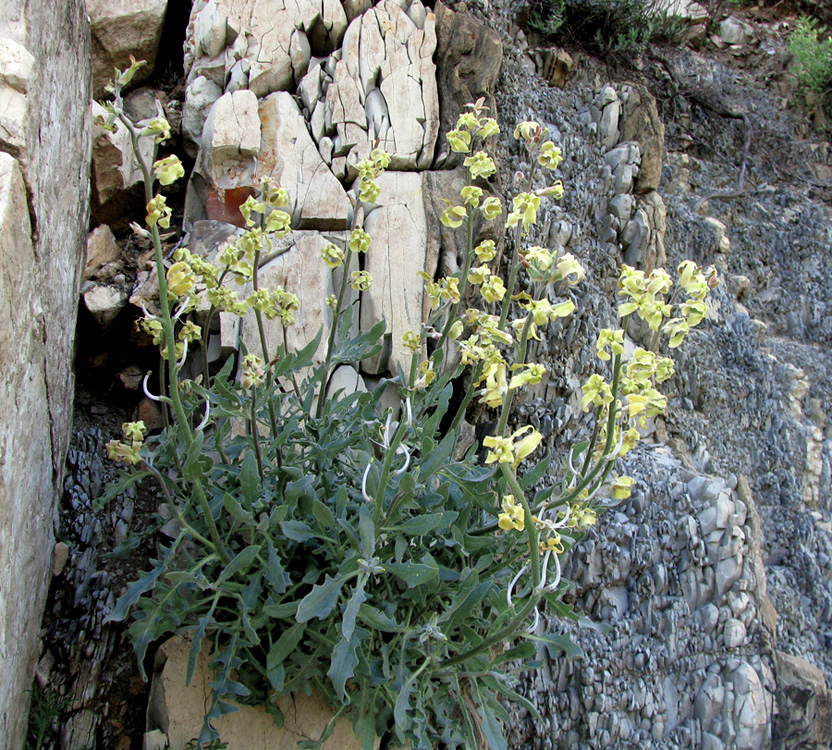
top-left (442, 591), bottom-right (541, 669)
top-left (317, 246), bottom-right (355, 419)
top-left (500, 463), bottom-right (540, 588)
top-left (372, 419), bottom-right (409, 528)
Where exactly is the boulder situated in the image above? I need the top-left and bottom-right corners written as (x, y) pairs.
top-left (774, 652), bottom-right (832, 749)
top-left (184, 0), bottom-right (348, 95)
top-left (432, 1), bottom-right (502, 169)
top-left (84, 225), bottom-right (122, 280)
top-left (185, 90), bottom-right (260, 227)
top-left (360, 172), bottom-right (437, 375)
top-left (239, 231), bottom-right (348, 367)
top-left (148, 635), bottom-right (374, 749)
top-left (258, 92), bottom-right (351, 228)
top-left (324, 1), bottom-right (439, 172)
top-left (87, 0), bottom-right (168, 99)
top-left (619, 83), bottom-right (665, 194)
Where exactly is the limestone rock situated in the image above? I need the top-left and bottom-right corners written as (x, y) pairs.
top-left (538, 47), bottom-right (572, 88)
top-left (91, 100), bottom-right (154, 229)
top-left (325, 1), bottom-right (439, 172)
top-left (432, 2), bottom-right (502, 169)
top-left (84, 225), bottom-right (121, 280)
top-left (327, 364), bottom-right (367, 400)
top-left (620, 84), bottom-right (665, 194)
top-left (240, 231), bottom-right (347, 367)
top-left (258, 92), bottom-right (351, 228)
top-left (149, 634), bottom-right (373, 749)
top-left (182, 75), bottom-right (223, 157)
top-left (185, 90), bottom-right (260, 227)
top-left (0, 38), bottom-right (34, 156)
top-left (0, 152), bottom-right (53, 750)
top-left (185, 0), bottom-right (348, 96)
top-left (360, 172), bottom-right (437, 374)
top-left (87, 0), bottom-right (168, 99)
top-left (0, 4), bottom-right (90, 749)
top-left (83, 283), bottom-right (130, 329)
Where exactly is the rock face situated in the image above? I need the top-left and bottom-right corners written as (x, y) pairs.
top-left (147, 635), bottom-right (375, 749)
top-left (0, 2), bottom-right (90, 749)
top-left (87, 0), bottom-right (168, 98)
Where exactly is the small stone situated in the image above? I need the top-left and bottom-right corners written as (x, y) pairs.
top-left (83, 284), bottom-right (129, 329)
top-left (117, 365), bottom-right (144, 391)
top-left (84, 225), bottom-right (121, 280)
top-left (52, 542), bottom-right (69, 577)
top-left (135, 398), bottom-right (165, 433)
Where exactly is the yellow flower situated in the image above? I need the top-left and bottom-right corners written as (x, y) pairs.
top-left (178, 321), bottom-right (202, 343)
top-left (537, 181), bottom-right (564, 199)
top-left (448, 320), bottom-right (464, 340)
top-left (513, 120), bottom-right (542, 144)
top-left (241, 354), bottom-right (265, 389)
top-left (441, 205), bottom-right (467, 229)
top-left (142, 117), bottom-right (171, 143)
top-left (508, 363), bottom-right (546, 390)
top-left (239, 195), bottom-right (264, 227)
top-left (476, 118), bottom-right (500, 138)
top-left (321, 243), bottom-right (344, 268)
top-left (581, 374), bottom-right (613, 411)
top-left (474, 240), bottom-right (497, 262)
top-left (467, 265), bottom-right (490, 285)
top-left (266, 209), bottom-right (291, 236)
top-left (506, 193), bottom-right (540, 233)
top-left (619, 427), bottom-right (640, 457)
top-left (349, 228), bottom-right (372, 254)
top-left (106, 439), bottom-right (142, 465)
top-left (461, 185), bottom-right (483, 207)
top-left (371, 148), bottom-right (391, 169)
top-left (166, 261), bottom-right (195, 298)
top-left (481, 275), bottom-right (506, 303)
top-left (611, 475), bottom-right (635, 500)
top-left (146, 194), bottom-right (172, 228)
top-left (446, 129), bottom-right (472, 153)
top-left (478, 362), bottom-right (507, 409)
top-left (483, 434), bottom-right (513, 464)
top-left (463, 151), bottom-right (497, 179)
top-left (511, 425), bottom-right (542, 468)
top-left (556, 253), bottom-right (585, 285)
top-left (596, 328), bottom-right (625, 361)
top-left (121, 421), bottom-right (147, 443)
top-left (153, 155), bottom-right (185, 185)
top-left (538, 141), bottom-right (563, 170)
top-left (359, 177), bottom-right (381, 204)
top-left (402, 330), bottom-right (421, 353)
top-left (456, 112), bottom-right (479, 131)
top-left (498, 495), bottom-right (525, 532)
top-left (414, 360), bottom-right (436, 389)
top-left (351, 270), bottom-right (373, 291)
top-left (479, 197), bottom-right (502, 220)
top-left (539, 534), bottom-right (564, 554)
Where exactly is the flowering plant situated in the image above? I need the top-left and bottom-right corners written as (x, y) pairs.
top-left (102, 62), bottom-right (713, 750)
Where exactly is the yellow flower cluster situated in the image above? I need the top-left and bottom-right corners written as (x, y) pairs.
top-left (106, 421), bottom-right (147, 466)
top-left (498, 495), bottom-right (525, 532)
top-left (241, 354), bottom-right (265, 390)
top-left (483, 426), bottom-right (543, 469)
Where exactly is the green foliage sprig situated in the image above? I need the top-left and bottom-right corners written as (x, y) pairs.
top-left (526, 0), bottom-right (687, 57)
top-left (100, 62), bottom-right (715, 750)
top-left (789, 16), bottom-right (832, 117)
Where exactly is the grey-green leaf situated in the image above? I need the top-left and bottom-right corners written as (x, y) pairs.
top-left (296, 574), bottom-right (348, 623)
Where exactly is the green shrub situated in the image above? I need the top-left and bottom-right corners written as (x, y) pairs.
top-left (99, 61), bottom-right (715, 750)
top-left (527, 0), bottom-right (686, 57)
top-left (789, 16), bottom-right (832, 97)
